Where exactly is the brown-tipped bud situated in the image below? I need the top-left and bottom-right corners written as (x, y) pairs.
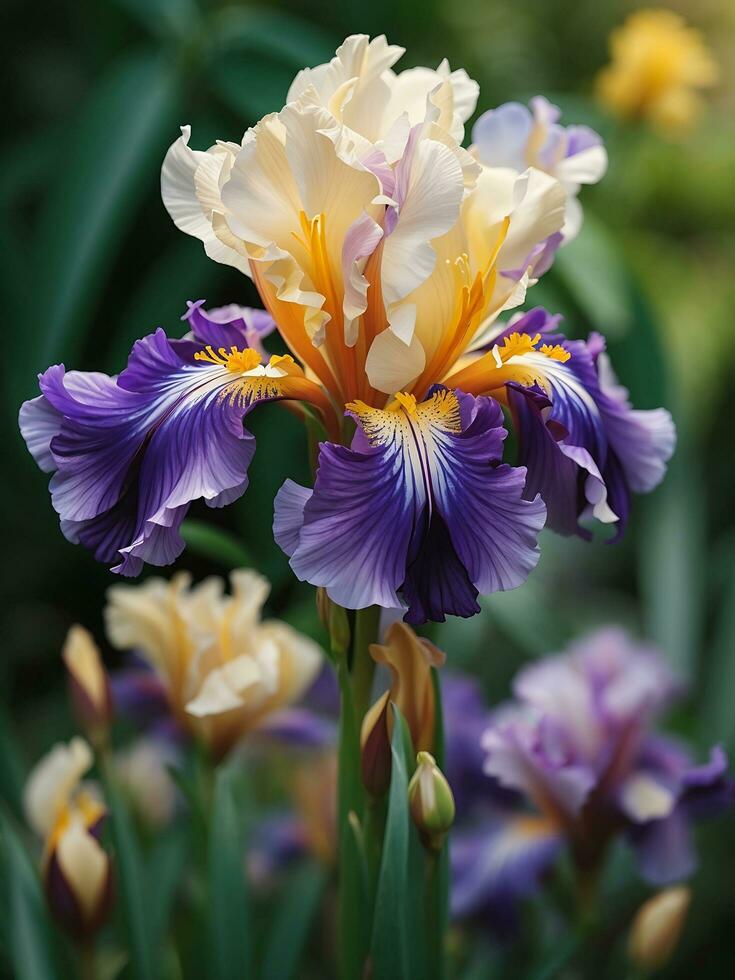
top-left (408, 751), bottom-right (455, 851)
top-left (43, 798), bottom-right (114, 939)
top-left (628, 886), bottom-right (691, 972)
top-left (316, 588), bottom-right (351, 657)
top-left (360, 692), bottom-right (392, 797)
top-left (369, 622), bottom-right (445, 754)
top-left (62, 626), bottom-right (113, 744)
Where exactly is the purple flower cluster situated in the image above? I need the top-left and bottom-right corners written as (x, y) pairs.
top-left (446, 628), bottom-right (732, 927)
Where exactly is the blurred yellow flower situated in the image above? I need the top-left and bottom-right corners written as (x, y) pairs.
top-left (596, 9), bottom-right (718, 133)
top-left (105, 569), bottom-right (323, 758)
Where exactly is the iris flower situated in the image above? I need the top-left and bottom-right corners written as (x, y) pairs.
top-left (20, 35), bottom-right (673, 624)
top-left (450, 629), bottom-right (733, 928)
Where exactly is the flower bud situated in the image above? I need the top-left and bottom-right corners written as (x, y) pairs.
top-left (316, 588), bottom-right (350, 657)
top-left (370, 622), bottom-right (445, 750)
top-left (408, 751), bottom-right (455, 851)
top-left (44, 796), bottom-right (114, 939)
top-left (360, 692), bottom-right (392, 797)
top-left (628, 886), bottom-right (691, 972)
top-left (63, 626), bottom-right (113, 744)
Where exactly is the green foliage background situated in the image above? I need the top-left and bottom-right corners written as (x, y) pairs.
top-left (1, 0), bottom-right (734, 975)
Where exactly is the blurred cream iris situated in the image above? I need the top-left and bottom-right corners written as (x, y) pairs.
top-left (596, 9), bottom-right (718, 133)
top-left (24, 738), bottom-right (112, 938)
top-left (162, 34), bottom-right (566, 408)
top-left (105, 569), bottom-right (322, 757)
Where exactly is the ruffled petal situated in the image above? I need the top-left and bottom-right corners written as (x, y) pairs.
top-left (21, 330), bottom-right (322, 575)
top-left (276, 387), bottom-right (544, 623)
top-left (451, 814), bottom-right (561, 924)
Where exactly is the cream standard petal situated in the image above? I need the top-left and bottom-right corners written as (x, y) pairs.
top-left (62, 625), bottom-right (106, 711)
top-left (381, 135), bottom-right (465, 341)
top-left (161, 126), bottom-right (249, 275)
top-left (365, 329), bottom-right (426, 394)
top-left (55, 818), bottom-right (109, 922)
top-left (24, 737), bottom-right (93, 838)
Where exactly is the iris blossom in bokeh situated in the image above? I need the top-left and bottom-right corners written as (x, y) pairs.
top-left (450, 628), bottom-right (732, 927)
top-left (105, 568), bottom-right (323, 758)
top-left (20, 34), bottom-right (674, 624)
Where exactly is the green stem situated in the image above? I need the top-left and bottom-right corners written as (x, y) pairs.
top-left (337, 604), bottom-right (381, 980)
top-left (77, 939), bottom-right (97, 980)
top-left (351, 605), bottom-right (381, 720)
top-left (425, 837), bottom-right (449, 980)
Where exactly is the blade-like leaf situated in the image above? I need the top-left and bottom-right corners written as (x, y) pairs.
top-left (1, 810), bottom-right (59, 980)
top-left (112, 0), bottom-right (201, 40)
top-left (337, 658), bottom-right (367, 980)
top-left (261, 860), bottom-right (327, 980)
top-left (551, 213), bottom-right (632, 341)
top-left (702, 543), bottom-right (735, 752)
top-left (370, 706), bottom-right (413, 980)
top-left (181, 519), bottom-right (254, 570)
top-left (146, 823), bottom-right (188, 949)
top-left (102, 769), bottom-right (154, 980)
top-left (638, 432), bottom-right (704, 680)
top-left (22, 51), bottom-right (180, 403)
top-left (208, 765), bottom-right (252, 980)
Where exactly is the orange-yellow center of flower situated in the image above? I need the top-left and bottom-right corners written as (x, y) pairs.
top-left (194, 346), bottom-right (262, 373)
top-left (496, 332), bottom-right (571, 364)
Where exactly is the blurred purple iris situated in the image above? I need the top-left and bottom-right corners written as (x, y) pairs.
top-left (449, 628), bottom-right (732, 931)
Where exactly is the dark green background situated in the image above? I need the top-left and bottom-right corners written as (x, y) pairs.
top-left (2, 0), bottom-right (734, 975)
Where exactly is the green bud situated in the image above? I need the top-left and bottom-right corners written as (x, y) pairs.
top-left (408, 751), bottom-right (455, 851)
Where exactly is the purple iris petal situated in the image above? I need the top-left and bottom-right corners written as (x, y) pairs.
top-left (472, 102), bottom-right (533, 172)
top-left (258, 708), bottom-right (336, 747)
top-left (110, 656), bottom-right (172, 727)
top-left (451, 815), bottom-right (561, 930)
top-left (18, 327), bottom-right (279, 575)
top-left (443, 673), bottom-right (517, 814)
top-left (505, 320), bottom-right (675, 539)
top-left (182, 299), bottom-right (275, 356)
top-left (479, 626), bottom-right (732, 889)
top-left (274, 387), bottom-right (546, 624)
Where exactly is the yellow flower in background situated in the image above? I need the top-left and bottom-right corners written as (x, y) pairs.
top-left (596, 8), bottom-right (719, 133)
top-left (105, 569), bottom-right (323, 758)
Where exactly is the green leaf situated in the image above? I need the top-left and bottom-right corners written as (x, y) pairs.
top-left (146, 824), bottom-right (188, 949)
top-left (112, 0), bottom-right (202, 40)
top-left (370, 706), bottom-right (413, 980)
top-left (208, 8), bottom-right (335, 120)
top-left (261, 860), bottom-right (327, 980)
top-left (337, 658), bottom-right (367, 980)
top-left (0, 705), bottom-right (25, 819)
top-left (702, 544), bottom-right (735, 752)
top-left (211, 8), bottom-right (334, 68)
top-left (102, 769), bottom-right (154, 980)
top-left (208, 765), bottom-right (252, 980)
top-left (552, 213), bottom-right (632, 341)
top-left (21, 51), bottom-right (180, 403)
top-left (638, 432), bottom-right (704, 680)
top-left (0, 810), bottom-right (59, 980)
top-left (181, 519), bottom-right (254, 570)
top-left (104, 237), bottom-right (220, 372)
